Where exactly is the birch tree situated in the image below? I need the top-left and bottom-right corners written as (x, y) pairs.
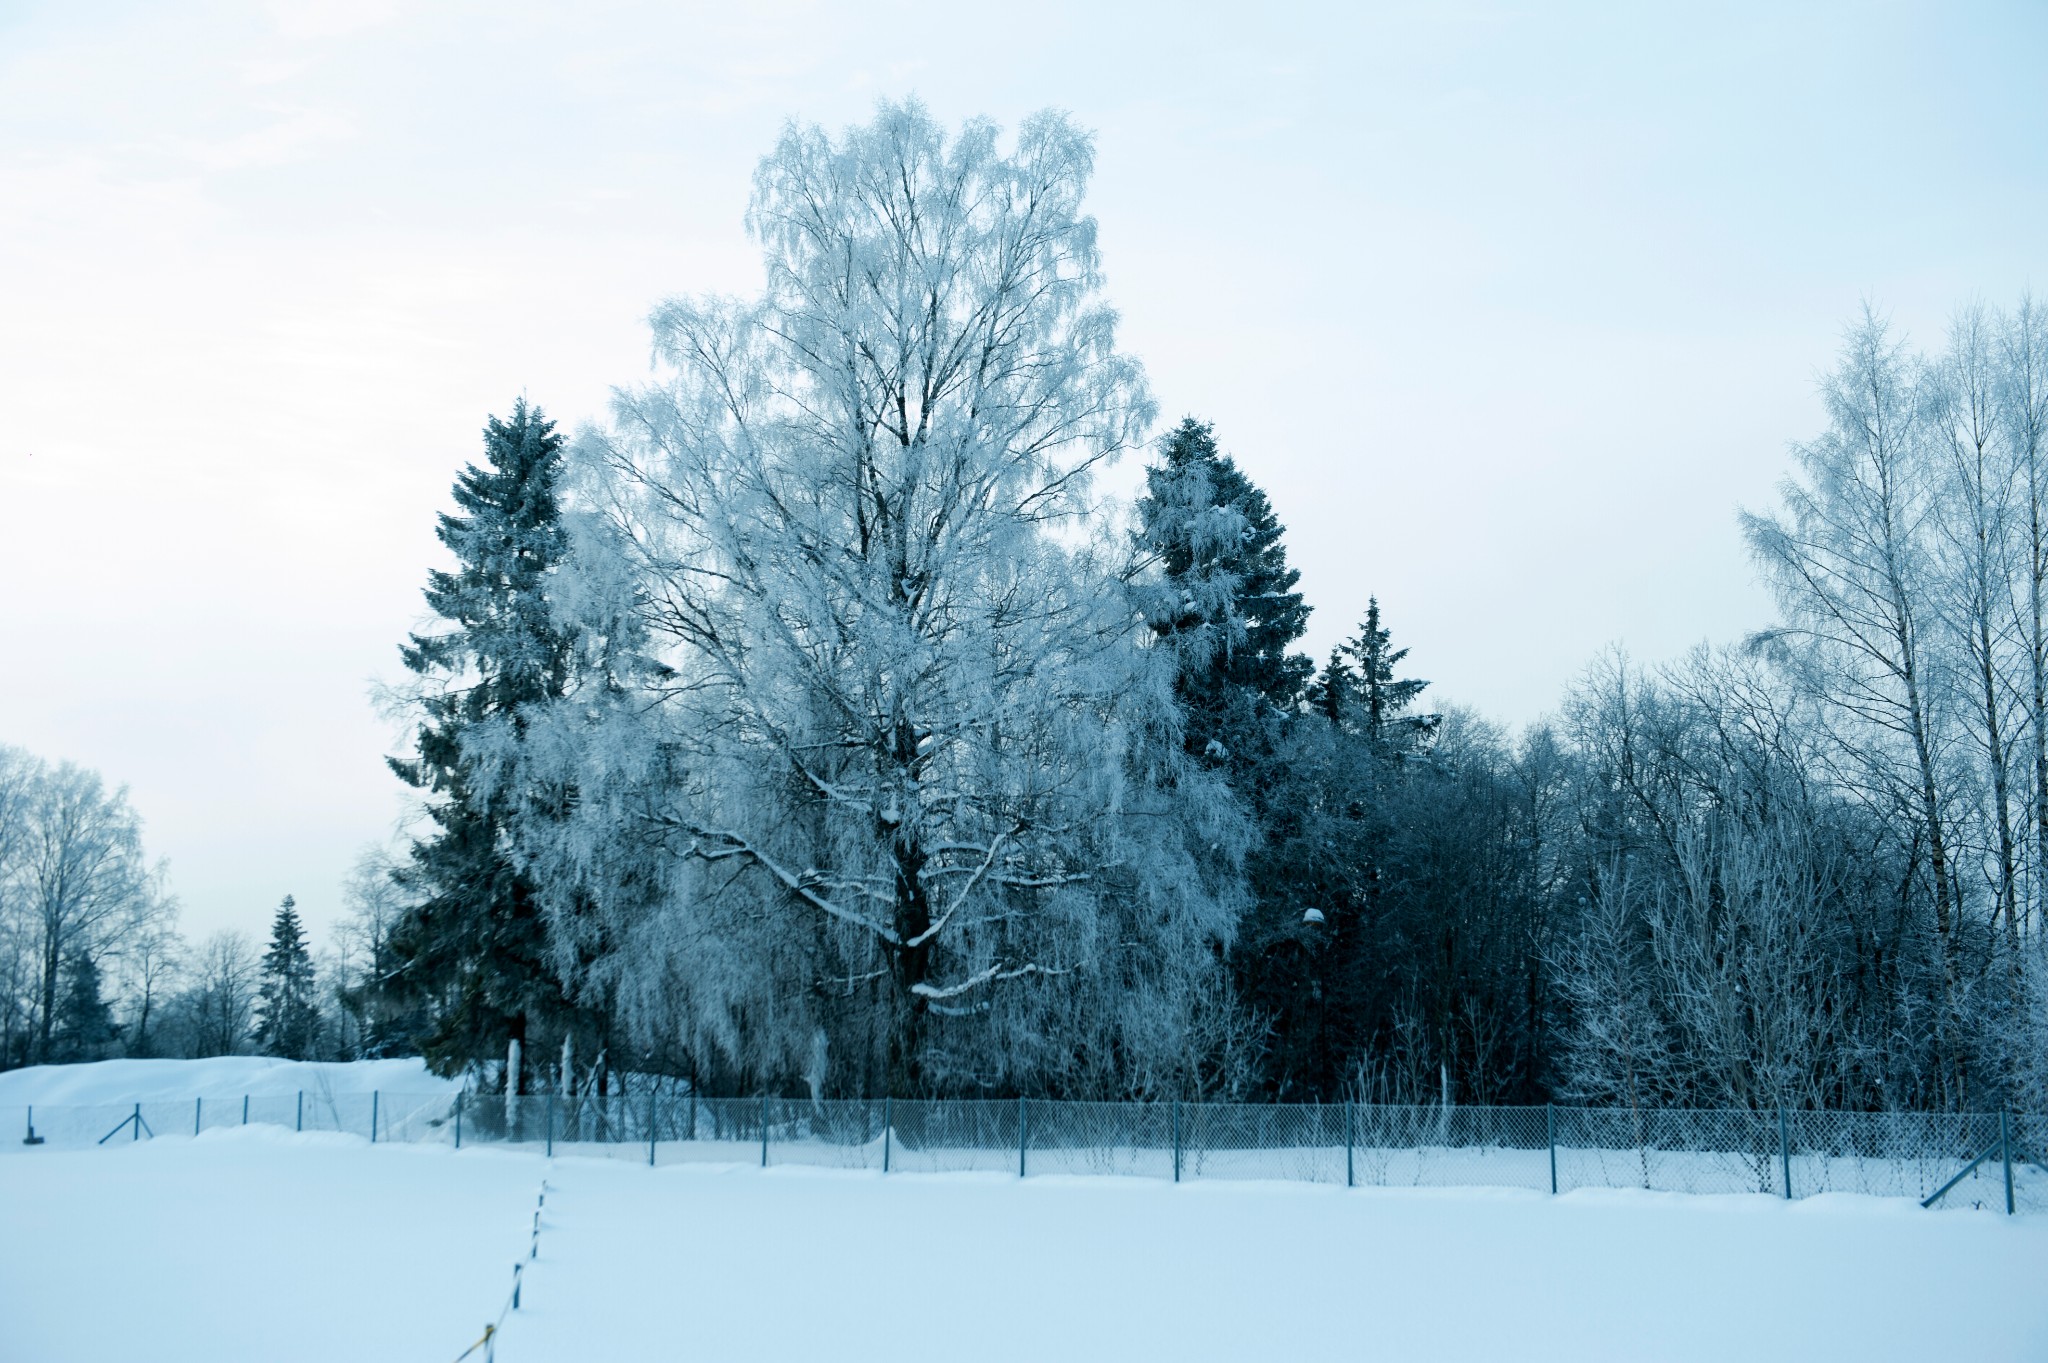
top-left (2000, 298), bottom-right (2048, 935)
top-left (1928, 305), bottom-right (2024, 965)
top-left (17, 759), bottom-right (151, 1062)
top-left (1741, 313), bottom-right (1969, 1094)
top-left (531, 102), bottom-right (1245, 1096)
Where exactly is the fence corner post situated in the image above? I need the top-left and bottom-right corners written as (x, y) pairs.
top-left (1778, 1106), bottom-right (1792, 1200)
top-left (296, 1089), bottom-right (303, 1133)
top-left (2001, 1110), bottom-right (2015, 1216)
top-left (1172, 1098), bottom-right (1181, 1183)
top-left (132, 1101), bottom-right (140, 1142)
top-left (1018, 1095), bottom-right (1028, 1179)
top-left (648, 1086), bottom-right (657, 1167)
top-left (761, 1093), bottom-right (770, 1169)
top-left (1547, 1103), bottom-right (1557, 1195)
top-left (371, 1090), bottom-right (379, 1144)
top-left (545, 1089), bottom-right (555, 1158)
top-left (194, 1096), bottom-right (202, 1137)
top-left (882, 1096), bottom-right (892, 1174)
top-left (454, 1092), bottom-right (463, 1150)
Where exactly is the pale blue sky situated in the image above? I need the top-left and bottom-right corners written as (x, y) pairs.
top-left (3, 1), bottom-right (2044, 942)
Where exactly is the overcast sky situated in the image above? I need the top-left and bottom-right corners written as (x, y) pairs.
top-left (3, 0), bottom-right (2044, 946)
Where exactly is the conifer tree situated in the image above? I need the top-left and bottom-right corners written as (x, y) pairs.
top-left (255, 895), bottom-right (319, 1059)
top-left (384, 400), bottom-right (592, 1088)
top-left (1337, 597), bottom-right (1439, 753)
top-left (1136, 418), bottom-right (1313, 768)
top-left (51, 953), bottom-right (118, 1061)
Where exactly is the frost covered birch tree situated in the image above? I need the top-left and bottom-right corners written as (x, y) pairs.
top-left (1741, 314), bottom-right (1970, 1094)
top-left (532, 102), bottom-right (1245, 1096)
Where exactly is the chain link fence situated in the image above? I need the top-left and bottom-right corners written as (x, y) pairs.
top-left (8, 1093), bottom-right (2042, 1211)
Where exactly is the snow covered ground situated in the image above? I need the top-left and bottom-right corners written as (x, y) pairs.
top-left (2, 1129), bottom-right (2044, 1362)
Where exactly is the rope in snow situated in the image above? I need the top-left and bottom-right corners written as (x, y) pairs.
top-left (451, 1177), bottom-right (550, 1363)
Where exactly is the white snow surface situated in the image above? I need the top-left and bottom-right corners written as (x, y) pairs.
top-left (0, 1055), bottom-right (456, 1106)
top-left (2, 1132), bottom-right (2044, 1362)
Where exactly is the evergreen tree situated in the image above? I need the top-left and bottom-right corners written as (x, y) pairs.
top-left (51, 953), bottom-right (118, 1062)
top-left (1336, 597), bottom-right (1439, 753)
top-left (384, 400), bottom-right (593, 1087)
top-left (1309, 645), bottom-right (1355, 725)
top-left (255, 895), bottom-right (319, 1059)
top-left (1137, 418), bottom-right (1314, 768)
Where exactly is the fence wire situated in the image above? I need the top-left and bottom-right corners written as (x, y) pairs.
top-left (8, 1093), bottom-right (2043, 1211)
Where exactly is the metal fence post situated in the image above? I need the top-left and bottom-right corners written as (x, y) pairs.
top-left (1547, 1104), bottom-right (1557, 1195)
top-left (132, 1101), bottom-right (140, 1142)
top-left (545, 1091), bottom-right (555, 1158)
top-left (296, 1090), bottom-right (303, 1133)
top-left (454, 1092), bottom-right (463, 1150)
top-left (882, 1096), bottom-right (892, 1174)
top-left (761, 1094), bottom-right (771, 1168)
top-left (648, 1087), bottom-right (657, 1167)
top-left (1778, 1107), bottom-right (1792, 1199)
top-left (194, 1096), bottom-right (202, 1137)
top-left (2001, 1111), bottom-right (2015, 1216)
top-left (371, 1090), bottom-right (379, 1144)
top-left (687, 1085), bottom-right (697, 1144)
top-left (1346, 1101), bottom-right (1355, 1189)
top-left (1172, 1099), bottom-right (1182, 1183)
top-left (241, 1094), bottom-right (248, 1126)
top-left (1018, 1096), bottom-right (1028, 1179)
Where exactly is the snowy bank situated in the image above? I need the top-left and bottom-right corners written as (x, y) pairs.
top-left (0, 1055), bottom-right (455, 1106)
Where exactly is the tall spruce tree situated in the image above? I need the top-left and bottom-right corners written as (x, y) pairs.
top-left (255, 895), bottom-right (319, 1058)
top-left (384, 400), bottom-right (590, 1089)
top-left (1136, 418), bottom-right (1313, 769)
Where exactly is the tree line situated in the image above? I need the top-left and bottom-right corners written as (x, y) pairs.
top-left (11, 102), bottom-right (2046, 1113)
top-left (0, 745), bottom-right (353, 1064)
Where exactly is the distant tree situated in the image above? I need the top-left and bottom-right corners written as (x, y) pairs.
top-left (1337, 597), bottom-right (1438, 753)
top-left (9, 754), bottom-right (151, 1062)
top-left (1136, 417), bottom-right (1314, 768)
top-left (189, 930), bottom-right (257, 1057)
top-left (333, 848), bottom-right (418, 1058)
top-left (255, 896), bottom-right (320, 1059)
top-left (1308, 645), bottom-right (1355, 726)
top-left (50, 952), bottom-right (118, 1062)
top-left (384, 400), bottom-right (592, 1088)
top-left (110, 886), bottom-right (183, 1059)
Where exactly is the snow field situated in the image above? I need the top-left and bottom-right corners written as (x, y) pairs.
top-left (3, 1132), bottom-right (2045, 1362)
